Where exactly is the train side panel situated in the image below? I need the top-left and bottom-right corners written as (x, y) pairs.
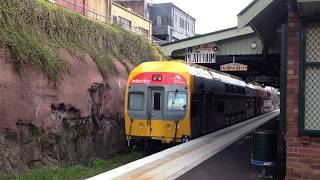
top-left (189, 75), bottom-right (279, 139)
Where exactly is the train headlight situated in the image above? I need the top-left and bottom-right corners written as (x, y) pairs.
top-left (139, 122), bottom-right (144, 128)
top-left (167, 124), bottom-right (172, 130)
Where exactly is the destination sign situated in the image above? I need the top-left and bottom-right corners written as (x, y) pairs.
top-left (220, 63), bottom-right (248, 71)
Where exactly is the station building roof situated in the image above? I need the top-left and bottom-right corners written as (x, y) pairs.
top-left (237, 0), bottom-right (320, 45)
top-left (161, 26), bottom-right (255, 57)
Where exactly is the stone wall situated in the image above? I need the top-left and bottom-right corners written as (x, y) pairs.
top-left (0, 48), bottom-right (131, 174)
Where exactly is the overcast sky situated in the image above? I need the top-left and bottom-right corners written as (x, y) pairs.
top-left (147, 0), bottom-right (254, 34)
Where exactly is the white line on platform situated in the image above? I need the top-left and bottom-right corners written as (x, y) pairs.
top-left (87, 110), bottom-right (279, 180)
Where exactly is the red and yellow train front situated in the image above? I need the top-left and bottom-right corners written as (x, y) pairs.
top-left (124, 61), bottom-right (192, 143)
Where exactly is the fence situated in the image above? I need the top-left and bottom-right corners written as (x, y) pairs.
top-left (48, 0), bottom-right (154, 41)
top-left (49, 0), bottom-right (111, 22)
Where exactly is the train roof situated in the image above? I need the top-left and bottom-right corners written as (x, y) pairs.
top-left (133, 61), bottom-right (278, 92)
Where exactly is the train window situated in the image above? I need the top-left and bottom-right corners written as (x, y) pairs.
top-left (231, 85), bottom-right (237, 93)
top-left (242, 88), bottom-right (246, 94)
top-left (129, 92), bottom-right (144, 111)
top-left (216, 101), bottom-right (224, 113)
top-left (191, 103), bottom-right (198, 117)
top-left (225, 84), bottom-right (230, 92)
top-left (153, 93), bottom-right (161, 110)
top-left (167, 92), bottom-right (187, 111)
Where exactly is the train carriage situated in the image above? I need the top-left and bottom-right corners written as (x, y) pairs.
top-left (125, 61), bottom-right (279, 144)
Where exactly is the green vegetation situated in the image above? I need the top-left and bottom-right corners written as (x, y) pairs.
top-left (0, 0), bottom-right (163, 86)
top-left (0, 152), bottom-right (144, 180)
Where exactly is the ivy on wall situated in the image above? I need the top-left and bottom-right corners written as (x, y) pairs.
top-left (0, 0), bottom-right (164, 86)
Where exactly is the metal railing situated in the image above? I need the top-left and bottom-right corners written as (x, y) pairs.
top-left (49, 0), bottom-right (111, 22)
top-left (48, 0), bottom-right (152, 41)
top-left (151, 36), bottom-right (167, 45)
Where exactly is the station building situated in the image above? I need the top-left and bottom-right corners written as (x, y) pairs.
top-left (161, 26), bottom-right (281, 88)
top-left (162, 0), bottom-right (320, 179)
top-left (238, 0), bottom-right (320, 178)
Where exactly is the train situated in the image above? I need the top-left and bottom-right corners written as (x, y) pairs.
top-left (124, 61), bottom-right (279, 145)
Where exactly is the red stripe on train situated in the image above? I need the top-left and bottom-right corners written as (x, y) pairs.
top-left (129, 72), bottom-right (187, 85)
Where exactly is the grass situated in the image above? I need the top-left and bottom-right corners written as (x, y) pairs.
top-left (0, 152), bottom-right (144, 180)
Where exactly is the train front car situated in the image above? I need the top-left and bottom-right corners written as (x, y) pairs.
top-left (125, 61), bottom-right (192, 145)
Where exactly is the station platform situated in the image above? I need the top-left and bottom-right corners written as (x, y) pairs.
top-left (88, 110), bottom-right (280, 180)
top-left (178, 135), bottom-right (264, 180)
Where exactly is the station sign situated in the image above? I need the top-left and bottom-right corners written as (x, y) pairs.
top-left (185, 43), bottom-right (219, 63)
top-left (220, 63), bottom-right (248, 71)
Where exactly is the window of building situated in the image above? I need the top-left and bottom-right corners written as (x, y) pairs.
top-left (301, 22), bottom-right (320, 135)
top-left (163, 16), bottom-right (171, 26)
top-left (185, 21), bottom-right (187, 30)
top-left (157, 16), bottom-right (161, 26)
top-left (129, 92), bottom-right (144, 111)
top-left (118, 16), bottom-right (131, 30)
top-left (180, 18), bottom-right (184, 29)
top-left (139, 27), bottom-right (149, 37)
top-left (167, 92), bottom-right (187, 111)
top-left (175, 15), bottom-right (178, 25)
top-left (190, 23), bottom-right (194, 34)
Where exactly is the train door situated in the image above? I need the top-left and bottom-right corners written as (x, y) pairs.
top-left (147, 87), bottom-right (164, 120)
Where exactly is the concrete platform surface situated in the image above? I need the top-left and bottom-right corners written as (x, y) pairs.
top-left (88, 110), bottom-right (280, 180)
top-left (178, 135), bottom-right (262, 180)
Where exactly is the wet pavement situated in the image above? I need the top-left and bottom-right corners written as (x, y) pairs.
top-left (177, 135), bottom-right (263, 180)
top-left (178, 118), bottom-right (281, 180)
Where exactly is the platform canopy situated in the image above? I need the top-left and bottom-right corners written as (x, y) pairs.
top-left (297, 0), bottom-right (320, 16)
top-left (237, 0), bottom-right (287, 46)
top-left (161, 26), bottom-right (255, 57)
